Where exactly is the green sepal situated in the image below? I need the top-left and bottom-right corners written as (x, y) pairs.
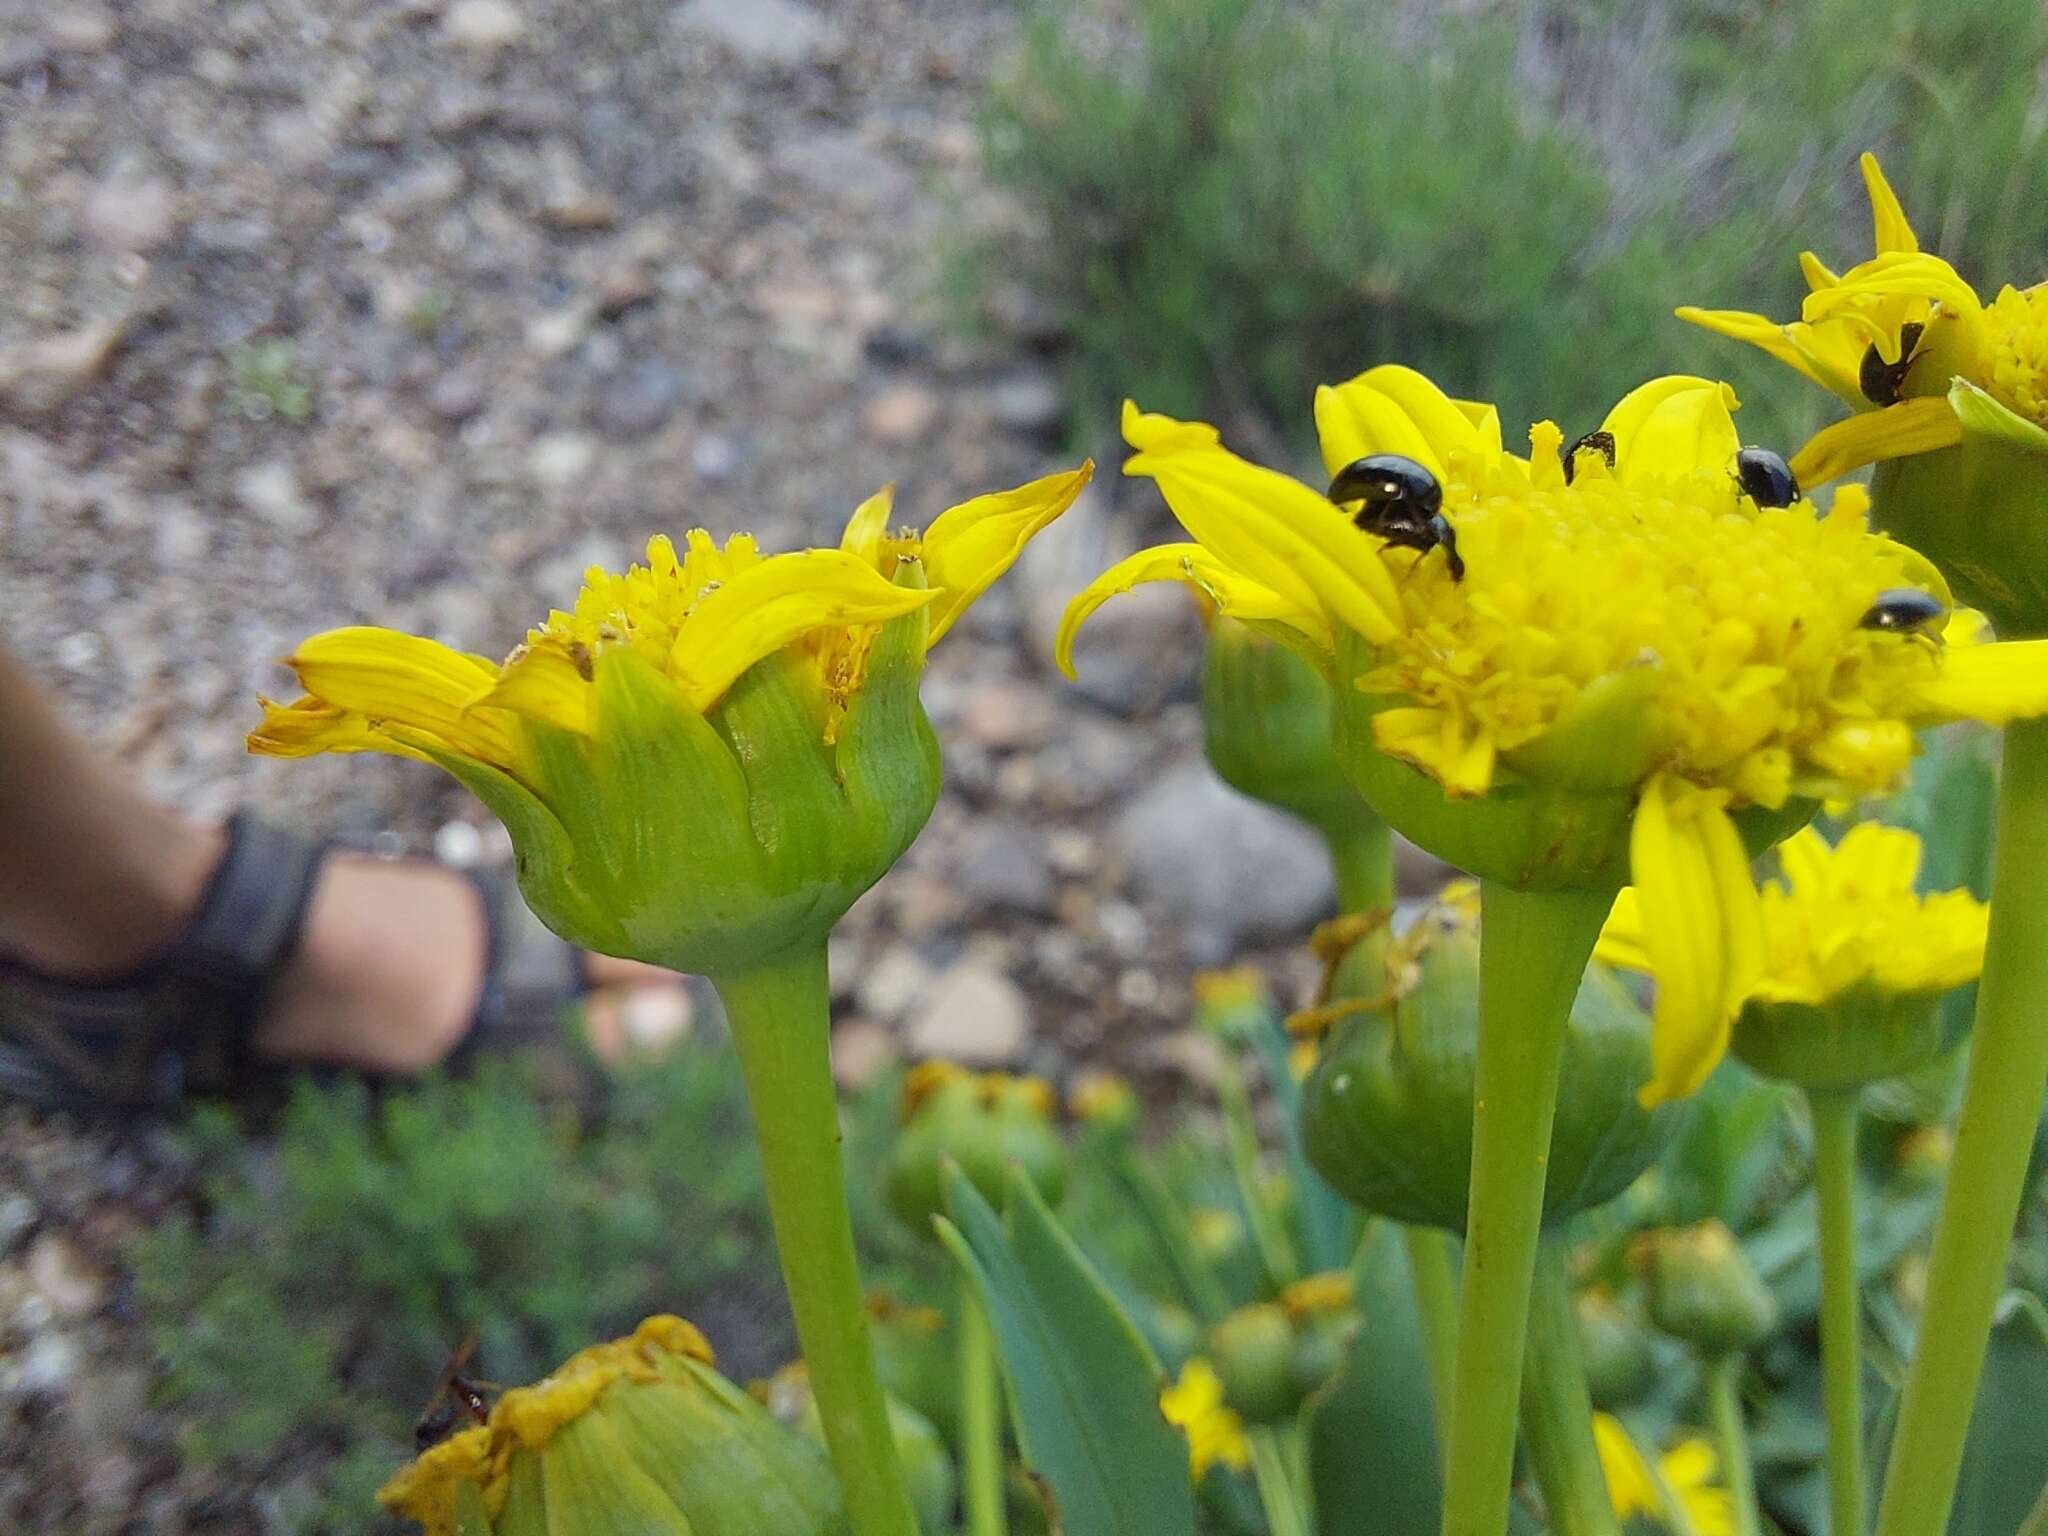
top-left (1732, 986), bottom-right (1946, 1090)
top-left (836, 558), bottom-right (943, 887)
top-left (452, 1481), bottom-right (494, 1536)
top-left (1202, 618), bottom-right (1364, 834)
top-left (535, 1410), bottom-right (697, 1535)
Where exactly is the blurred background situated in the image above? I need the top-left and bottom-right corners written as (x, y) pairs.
top-left (2, 0), bottom-right (2045, 1529)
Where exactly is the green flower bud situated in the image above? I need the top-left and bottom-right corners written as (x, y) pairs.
top-left (1207, 1304), bottom-right (1300, 1424)
top-left (1192, 967), bottom-right (1275, 1047)
top-left (1575, 1289), bottom-right (1655, 1410)
top-left (865, 1294), bottom-right (957, 1440)
top-left (1639, 1221), bottom-right (1778, 1355)
top-left (767, 1363), bottom-right (955, 1536)
top-left (1202, 617), bottom-right (1361, 834)
top-left (378, 1316), bottom-right (842, 1536)
top-left (1299, 886), bottom-right (1683, 1230)
top-left (1732, 987), bottom-right (1945, 1090)
top-left (884, 1063), bottom-right (1068, 1236)
top-left (1068, 1070), bottom-right (1140, 1140)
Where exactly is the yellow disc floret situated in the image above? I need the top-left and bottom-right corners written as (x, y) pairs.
top-left (1986, 283), bottom-right (2048, 429)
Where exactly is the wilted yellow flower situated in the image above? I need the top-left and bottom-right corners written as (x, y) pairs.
top-left (379, 1316), bottom-right (840, 1536)
top-left (1602, 822), bottom-right (1988, 1092)
top-left (885, 1060), bottom-right (1068, 1234)
top-left (1159, 1358), bottom-right (1253, 1480)
top-left (1593, 1413), bottom-right (1737, 1536)
top-left (1058, 370), bottom-right (2048, 1103)
top-left (1681, 154), bottom-right (2048, 631)
top-left (1068, 1069), bottom-right (1139, 1131)
top-left (251, 467), bottom-right (1089, 976)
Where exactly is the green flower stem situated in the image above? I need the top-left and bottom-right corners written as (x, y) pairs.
top-left (1249, 1427), bottom-right (1314, 1536)
top-left (1402, 1224), bottom-right (1461, 1455)
top-left (1808, 1087), bottom-right (1866, 1536)
top-left (1438, 881), bottom-right (1613, 1536)
top-left (1877, 716), bottom-right (2048, 1536)
top-left (1519, 1240), bottom-right (1619, 1536)
top-left (1112, 1149), bottom-right (1233, 1324)
top-left (1217, 1055), bottom-right (1301, 1289)
top-left (959, 1282), bottom-right (1007, 1536)
top-left (717, 947), bottom-right (919, 1536)
top-left (1706, 1354), bottom-right (1764, 1536)
top-left (1325, 808), bottom-right (1394, 915)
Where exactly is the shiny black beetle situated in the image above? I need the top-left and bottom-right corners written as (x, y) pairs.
top-left (1858, 587), bottom-right (1947, 638)
top-left (1734, 447), bottom-right (1802, 508)
top-left (1559, 429), bottom-right (1617, 484)
top-left (1327, 454), bottom-right (1465, 580)
top-left (1860, 320), bottom-right (1926, 407)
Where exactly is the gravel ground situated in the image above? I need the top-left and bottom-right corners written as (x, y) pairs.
top-left (0, 1), bottom-right (1438, 1526)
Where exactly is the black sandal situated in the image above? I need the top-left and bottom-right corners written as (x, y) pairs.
top-left (0, 812), bottom-right (593, 1111)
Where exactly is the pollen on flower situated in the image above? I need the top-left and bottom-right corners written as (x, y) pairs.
top-left (1360, 441), bottom-right (1949, 806)
top-left (1986, 283), bottom-right (2048, 428)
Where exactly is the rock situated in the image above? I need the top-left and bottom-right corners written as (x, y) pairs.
top-left (434, 820), bottom-right (484, 867)
top-left (83, 172), bottom-right (176, 254)
top-left (953, 820), bottom-right (1055, 915)
top-left (984, 367), bottom-right (1064, 436)
top-left (542, 191), bottom-right (621, 232)
top-left (0, 1195), bottom-right (33, 1258)
top-left (616, 985), bottom-right (693, 1053)
top-left (597, 263), bottom-right (655, 317)
top-left (234, 461), bottom-right (318, 535)
top-left (529, 433), bottom-right (598, 487)
top-left (1032, 579), bottom-right (1200, 717)
top-left (691, 431), bottom-right (741, 482)
top-left (857, 944), bottom-right (932, 1022)
top-left (675, 0), bottom-right (839, 67)
top-left (0, 318), bottom-right (128, 414)
top-left (1111, 761), bottom-right (1334, 963)
top-left (770, 129), bottom-right (914, 212)
top-left (428, 366), bottom-right (487, 423)
top-left (830, 1018), bottom-right (898, 1091)
top-left (905, 958), bottom-right (1031, 1065)
top-left (862, 381), bottom-right (939, 446)
top-left (960, 679), bottom-right (1059, 750)
top-left (25, 1235), bottom-right (104, 1320)
top-left (444, 0), bottom-right (526, 51)
top-left (42, 8), bottom-right (114, 53)
top-left (594, 358), bottom-right (686, 437)
top-left (8, 1331), bottom-right (80, 1397)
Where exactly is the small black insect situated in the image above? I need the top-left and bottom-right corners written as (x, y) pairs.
top-left (1858, 587), bottom-right (1947, 638)
top-left (1734, 447), bottom-right (1801, 508)
top-left (1859, 320), bottom-right (1926, 407)
top-left (1327, 454), bottom-right (1465, 580)
top-left (1558, 429), bottom-right (1617, 485)
top-left (413, 1330), bottom-right (495, 1452)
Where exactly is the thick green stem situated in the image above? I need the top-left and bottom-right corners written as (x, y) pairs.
top-left (1217, 1055), bottom-right (1301, 1289)
top-left (1438, 881), bottom-right (1612, 1536)
top-left (1519, 1241), bottom-right (1620, 1536)
top-left (1324, 808), bottom-right (1394, 915)
top-left (1876, 717), bottom-right (2048, 1536)
top-left (1808, 1087), bottom-right (1866, 1536)
top-left (1250, 1428), bottom-right (1314, 1536)
top-left (717, 947), bottom-right (919, 1536)
top-left (1706, 1355), bottom-right (1764, 1536)
top-left (960, 1282), bottom-right (1007, 1536)
top-left (1403, 1224), bottom-right (1460, 1456)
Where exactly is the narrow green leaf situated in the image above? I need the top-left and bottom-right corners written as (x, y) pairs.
top-left (1949, 1293), bottom-right (2048, 1536)
top-left (937, 1164), bottom-right (1198, 1536)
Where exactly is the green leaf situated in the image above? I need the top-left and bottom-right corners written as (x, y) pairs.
top-left (937, 1164), bottom-right (1198, 1536)
top-left (1949, 1293), bottom-right (2048, 1536)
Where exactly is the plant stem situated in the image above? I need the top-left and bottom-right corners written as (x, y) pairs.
top-left (1403, 1224), bottom-right (1460, 1455)
top-left (1438, 881), bottom-right (1612, 1536)
top-left (1808, 1087), bottom-right (1866, 1536)
top-left (1519, 1240), bottom-right (1619, 1536)
top-left (1217, 1054), bottom-right (1301, 1289)
top-left (1325, 808), bottom-right (1394, 915)
top-left (1876, 716), bottom-right (2048, 1536)
top-left (1113, 1152), bottom-right (1232, 1324)
top-left (717, 946), bottom-right (919, 1536)
top-left (960, 1282), bottom-right (1007, 1536)
top-left (1250, 1427), bottom-right (1314, 1536)
top-left (1706, 1354), bottom-right (1764, 1536)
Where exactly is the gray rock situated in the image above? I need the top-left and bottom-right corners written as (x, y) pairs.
top-left (594, 357), bottom-right (687, 437)
top-left (1032, 579), bottom-right (1200, 717)
top-left (985, 367), bottom-right (1064, 436)
top-left (428, 366), bottom-right (487, 422)
top-left (1112, 761), bottom-right (1334, 963)
top-left (674, 0), bottom-right (839, 67)
top-left (905, 958), bottom-right (1031, 1065)
top-left (443, 0), bottom-right (526, 51)
top-left (84, 172), bottom-right (177, 254)
top-left (0, 318), bottom-right (128, 414)
top-left (0, 1195), bottom-right (34, 1257)
top-left (953, 820), bottom-right (1056, 914)
top-left (770, 128), bottom-right (913, 211)
top-left (234, 460), bottom-right (318, 534)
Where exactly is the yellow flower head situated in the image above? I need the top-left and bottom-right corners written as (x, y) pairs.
top-left (380, 1316), bottom-right (840, 1536)
top-left (1602, 821), bottom-right (1988, 1093)
top-left (1159, 1358), bottom-right (1253, 1482)
top-left (251, 466), bottom-right (1090, 975)
top-left (1059, 368), bottom-right (2048, 1102)
top-left (1594, 1413), bottom-right (1737, 1536)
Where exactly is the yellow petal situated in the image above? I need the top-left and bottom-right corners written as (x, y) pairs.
top-left (1910, 638), bottom-right (2048, 725)
top-left (1675, 306), bottom-right (1865, 403)
top-left (1802, 252), bottom-right (1983, 324)
top-left (1597, 376), bottom-right (1741, 481)
top-left (246, 695), bottom-right (435, 763)
top-left (285, 626), bottom-right (518, 769)
top-left (1772, 825), bottom-right (1832, 892)
top-left (480, 638), bottom-right (595, 735)
top-left (1788, 396), bottom-right (1964, 487)
top-left (1313, 364), bottom-right (1493, 479)
top-left (1593, 887), bottom-right (1652, 974)
top-left (1860, 152), bottom-right (1920, 256)
top-left (668, 548), bottom-right (940, 712)
top-left (840, 483), bottom-right (896, 570)
top-left (1055, 543), bottom-right (1328, 678)
top-left (919, 463), bottom-right (1094, 646)
top-left (1123, 401), bottom-right (1404, 646)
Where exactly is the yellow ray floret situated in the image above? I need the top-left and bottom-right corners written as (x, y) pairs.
top-left (1159, 1358), bottom-right (1251, 1482)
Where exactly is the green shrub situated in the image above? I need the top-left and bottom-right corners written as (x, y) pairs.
top-left (974, 0), bottom-right (2048, 452)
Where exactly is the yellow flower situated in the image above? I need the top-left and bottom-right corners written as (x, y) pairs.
top-left (1602, 821), bottom-right (1988, 1090)
top-left (250, 466), bottom-right (1090, 976)
top-left (1058, 369), bottom-right (2048, 1103)
top-left (1594, 1413), bottom-right (1737, 1536)
top-left (1680, 153), bottom-right (2048, 632)
top-left (1159, 1358), bottom-right (1253, 1481)
top-left (379, 1315), bottom-right (841, 1536)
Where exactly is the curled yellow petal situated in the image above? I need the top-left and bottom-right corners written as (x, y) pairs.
top-left (481, 638), bottom-right (596, 735)
top-left (919, 463), bottom-right (1094, 646)
top-left (1593, 887), bottom-right (1652, 974)
top-left (1123, 400), bottom-right (1404, 647)
top-left (1789, 396), bottom-right (1963, 487)
top-left (285, 627), bottom-right (518, 769)
top-left (1055, 543), bottom-right (1327, 677)
top-left (1313, 364), bottom-right (1497, 479)
top-left (1910, 638), bottom-right (2048, 725)
top-left (668, 548), bottom-right (939, 712)
top-left (1597, 376), bottom-right (1741, 482)
top-left (1861, 152), bottom-right (1919, 255)
top-left (247, 695), bottom-right (435, 763)
top-left (1802, 251), bottom-right (1983, 325)
top-left (1675, 306), bottom-right (1864, 402)
top-left (840, 483), bottom-right (896, 570)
